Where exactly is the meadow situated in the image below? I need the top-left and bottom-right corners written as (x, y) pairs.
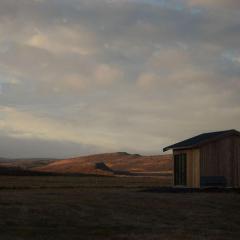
top-left (0, 176), bottom-right (240, 240)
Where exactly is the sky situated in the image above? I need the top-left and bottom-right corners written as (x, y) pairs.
top-left (0, 0), bottom-right (240, 158)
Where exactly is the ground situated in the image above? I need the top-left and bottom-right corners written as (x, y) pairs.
top-left (0, 176), bottom-right (240, 240)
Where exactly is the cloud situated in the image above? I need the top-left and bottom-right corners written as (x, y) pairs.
top-left (0, 105), bottom-right (174, 155)
top-left (137, 73), bottom-right (157, 88)
top-left (26, 27), bottom-right (98, 56)
top-left (185, 0), bottom-right (240, 10)
top-left (0, 0), bottom-right (239, 157)
top-left (39, 64), bottom-right (123, 94)
top-left (148, 48), bottom-right (191, 70)
top-left (0, 133), bottom-right (100, 158)
top-left (0, 106), bottom-right (116, 149)
top-left (94, 64), bottom-right (123, 85)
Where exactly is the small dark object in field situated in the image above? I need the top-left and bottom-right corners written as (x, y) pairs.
top-left (141, 187), bottom-right (240, 193)
top-left (95, 162), bottom-right (113, 172)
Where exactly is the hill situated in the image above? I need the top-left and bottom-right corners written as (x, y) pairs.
top-left (0, 158), bottom-right (55, 170)
top-left (33, 152), bottom-right (173, 176)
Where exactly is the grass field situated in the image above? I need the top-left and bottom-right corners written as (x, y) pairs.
top-left (0, 176), bottom-right (240, 240)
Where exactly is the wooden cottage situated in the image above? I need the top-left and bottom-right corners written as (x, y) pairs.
top-left (163, 129), bottom-right (240, 188)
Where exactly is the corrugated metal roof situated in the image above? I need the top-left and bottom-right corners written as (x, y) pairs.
top-left (163, 129), bottom-right (240, 152)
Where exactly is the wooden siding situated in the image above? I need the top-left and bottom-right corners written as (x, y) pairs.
top-left (173, 149), bottom-right (200, 188)
top-left (188, 149), bottom-right (200, 188)
top-left (233, 136), bottom-right (240, 187)
top-left (200, 135), bottom-right (240, 187)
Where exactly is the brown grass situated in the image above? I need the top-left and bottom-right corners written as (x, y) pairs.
top-left (0, 176), bottom-right (239, 240)
top-left (33, 152), bottom-right (172, 176)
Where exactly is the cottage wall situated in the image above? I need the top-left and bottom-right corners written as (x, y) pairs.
top-left (200, 135), bottom-right (240, 187)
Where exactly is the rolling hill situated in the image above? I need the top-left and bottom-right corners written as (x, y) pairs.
top-left (33, 152), bottom-right (173, 176)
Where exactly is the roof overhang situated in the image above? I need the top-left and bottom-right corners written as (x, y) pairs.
top-left (162, 129), bottom-right (240, 152)
top-left (163, 145), bottom-right (198, 152)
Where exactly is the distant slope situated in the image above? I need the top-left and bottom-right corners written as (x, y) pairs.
top-left (34, 152), bottom-right (173, 176)
top-left (0, 158), bottom-right (56, 170)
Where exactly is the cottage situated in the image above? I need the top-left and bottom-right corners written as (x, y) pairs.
top-left (163, 129), bottom-right (240, 188)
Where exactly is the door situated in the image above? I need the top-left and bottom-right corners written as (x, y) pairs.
top-left (174, 153), bottom-right (187, 186)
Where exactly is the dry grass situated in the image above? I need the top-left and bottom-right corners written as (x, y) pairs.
top-left (0, 176), bottom-right (239, 240)
top-left (34, 152), bottom-right (172, 175)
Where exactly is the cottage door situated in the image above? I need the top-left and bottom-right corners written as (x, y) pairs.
top-left (174, 153), bottom-right (187, 186)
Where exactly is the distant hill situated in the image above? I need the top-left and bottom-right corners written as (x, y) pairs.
top-left (0, 158), bottom-right (56, 170)
top-left (33, 152), bottom-right (173, 176)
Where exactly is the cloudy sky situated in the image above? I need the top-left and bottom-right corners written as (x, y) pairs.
top-left (0, 0), bottom-right (239, 158)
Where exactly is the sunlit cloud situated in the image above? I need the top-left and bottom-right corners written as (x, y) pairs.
top-left (26, 27), bottom-right (98, 56)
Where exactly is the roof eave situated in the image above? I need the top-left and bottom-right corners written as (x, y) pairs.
top-left (163, 145), bottom-right (198, 152)
top-left (163, 129), bottom-right (240, 152)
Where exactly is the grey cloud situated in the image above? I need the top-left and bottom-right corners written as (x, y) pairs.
top-left (183, 0), bottom-right (240, 10)
top-left (0, 132), bottom-right (101, 158)
top-left (0, 0), bottom-right (239, 157)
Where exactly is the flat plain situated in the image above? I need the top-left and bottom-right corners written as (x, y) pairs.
top-left (0, 176), bottom-right (240, 240)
